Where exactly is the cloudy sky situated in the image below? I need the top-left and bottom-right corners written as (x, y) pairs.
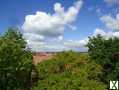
top-left (0, 0), bottom-right (119, 52)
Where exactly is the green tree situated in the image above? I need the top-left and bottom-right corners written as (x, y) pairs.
top-left (33, 51), bottom-right (107, 90)
top-left (87, 34), bottom-right (119, 83)
top-left (0, 28), bottom-right (32, 90)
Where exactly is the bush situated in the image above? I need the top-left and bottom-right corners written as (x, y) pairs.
top-left (33, 51), bottom-right (107, 90)
top-left (87, 34), bottom-right (119, 83)
top-left (0, 28), bottom-right (32, 90)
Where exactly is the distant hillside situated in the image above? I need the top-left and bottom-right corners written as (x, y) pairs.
top-left (33, 52), bottom-right (55, 65)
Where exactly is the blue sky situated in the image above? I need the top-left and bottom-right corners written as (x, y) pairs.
top-left (0, 0), bottom-right (119, 52)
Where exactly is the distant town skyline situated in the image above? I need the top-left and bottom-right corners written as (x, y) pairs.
top-left (0, 0), bottom-right (119, 52)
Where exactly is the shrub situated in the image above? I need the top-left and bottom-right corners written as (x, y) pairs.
top-left (33, 51), bottom-right (107, 90)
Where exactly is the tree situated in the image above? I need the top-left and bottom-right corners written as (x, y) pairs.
top-left (0, 27), bottom-right (32, 90)
top-left (87, 34), bottom-right (119, 83)
top-left (33, 51), bottom-right (107, 90)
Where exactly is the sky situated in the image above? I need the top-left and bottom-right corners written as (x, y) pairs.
top-left (0, 0), bottom-right (119, 52)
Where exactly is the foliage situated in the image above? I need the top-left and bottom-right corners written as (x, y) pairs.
top-left (33, 51), bottom-right (107, 90)
top-left (87, 34), bottom-right (119, 83)
top-left (0, 28), bottom-right (32, 90)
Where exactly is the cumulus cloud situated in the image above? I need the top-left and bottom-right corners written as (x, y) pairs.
top-left (63, 39), bottom-right (88, 52)
top-left (93, 28), bottom-right (106, 36)
top-left (22, 0), bottom-right (84, 52)
top-left (22, 11), bottom-right (64, 37)
top-left (23, 33), bottom-right (44, 41)
top-left (63, 39), bottom-right (88, 48)
top-left (27, 42), bottom-right (66, 52)
top-left (22, 0), bottom-right (83, 36)
top-left (100, 14), bottom-right (119, 31)
top-left (26, 39), bottom-right (88, 52)
top-left (93, 28), bottom-right (119, 39)
top-left (104, 0), bottom-right (119, 5)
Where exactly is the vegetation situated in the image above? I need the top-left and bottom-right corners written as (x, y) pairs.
top-left (33, 52), bottom-right (107, 90)
top-left (0, 28), bottom-right (32, 90)
top-left (0, 27), bottom-right (119, 90)
top-left (87, 34), bottom-right (119, 84)
top-left (33, 34), bottom-right (119, 90)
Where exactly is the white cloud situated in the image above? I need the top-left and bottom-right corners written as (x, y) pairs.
top-left (93, 28), bottom-right (119, 39)
top-left (22, 0), bottom-right (84, 52)
top-left (63, 39), bottom-right (88, 48)
top-left (64, 1), bottom-right (82, 23)
top-left (100, 14), bottom-right (119, 31)
top-left (104, 0), bottom-right (119, 5)
top-left (26, 39), bottom-right (88, 52)
top-left (22, 0), bottom-right (83, 36)
top-left (23, 33), bottom-right (44, 41)
top-left (22, 11), bottom-right (64, 37)
top-left (54, 3), bottom-right (64, 16)
top-left (93, 28), bottom-right (106, 36)
top-left (58, 36), bottom-right (63, 41)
